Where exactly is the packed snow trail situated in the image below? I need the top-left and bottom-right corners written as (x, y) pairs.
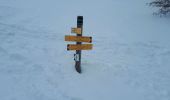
top-left (0, 0), bottom-right (170, 100)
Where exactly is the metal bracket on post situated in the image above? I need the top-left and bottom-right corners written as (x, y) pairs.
top-left (74, 54), bottom-right (80, 61)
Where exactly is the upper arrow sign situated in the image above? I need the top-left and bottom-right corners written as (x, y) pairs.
top-left (65, 35), bottom-right (92, 43)
top-left (71, 28), bottom-right (82, 34)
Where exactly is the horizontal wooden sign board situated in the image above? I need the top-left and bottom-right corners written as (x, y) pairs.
top-left (71, 28), bottom-right (81, 34)
top-left (67, 44), bottom-right (93, 50)
top-left (65, 35), bottom-right (92, 43)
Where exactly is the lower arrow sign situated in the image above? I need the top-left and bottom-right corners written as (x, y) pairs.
top-left (67, 44), bottom-right (93, 51)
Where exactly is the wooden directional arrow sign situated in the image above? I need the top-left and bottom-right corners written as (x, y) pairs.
top-left (67, 44), bottom-right (93, 51)
top-left (71, 28), bottom-right (82, 34)
top-left (65, 35), bottom-right (92, 43)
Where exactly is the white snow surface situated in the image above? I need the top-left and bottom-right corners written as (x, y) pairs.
top-left (0, 0), bottom-right (170, 100)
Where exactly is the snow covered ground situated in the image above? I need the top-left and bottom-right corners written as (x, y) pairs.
top-left (0, 0), bottom-right (170, 100)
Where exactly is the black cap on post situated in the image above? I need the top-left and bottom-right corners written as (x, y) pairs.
top-left (77, 16), bottom-right (83, 28)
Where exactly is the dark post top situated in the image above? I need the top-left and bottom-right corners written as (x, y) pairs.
top-left (77, 16), bottom-right (83, 28)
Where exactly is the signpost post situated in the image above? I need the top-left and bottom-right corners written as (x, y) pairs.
top-left (75, 16), bottom-right (83, 73)
top-left (65, 16), bottom-right (93, 73)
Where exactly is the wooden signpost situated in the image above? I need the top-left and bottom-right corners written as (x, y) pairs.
top-left (65, 16), bottom-right (93, 73)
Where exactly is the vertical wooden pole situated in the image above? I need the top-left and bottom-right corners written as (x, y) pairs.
top-left (75, 16), bottom-right (83, 73)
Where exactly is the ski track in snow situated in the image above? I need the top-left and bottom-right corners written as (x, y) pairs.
top-left (0, 1), bottom-right (170, 100)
